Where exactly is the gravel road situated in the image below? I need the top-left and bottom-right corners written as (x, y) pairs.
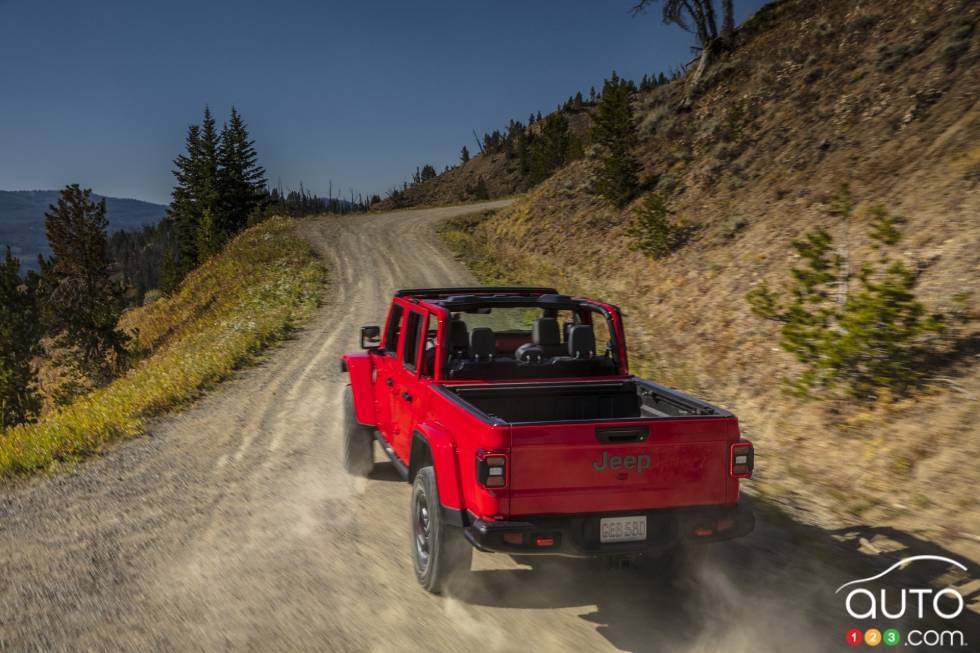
top-left (0, 202), bottom-right (960, 652)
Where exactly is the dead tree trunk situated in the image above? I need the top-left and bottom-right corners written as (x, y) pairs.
top-left (679, 39), bottom-right (717, 110)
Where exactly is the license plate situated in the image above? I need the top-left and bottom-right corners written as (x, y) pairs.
top-left (600, 515), bottom-right (647, 543)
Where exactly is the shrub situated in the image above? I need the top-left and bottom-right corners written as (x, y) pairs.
top-left (746, 193), bottom-right (944, 398)
top-left (943, 19), bottom-right (975, 69)
top-left (627, 194), bottom-right (697, 259)
top-left (850, 14), bottom-right (880, 32)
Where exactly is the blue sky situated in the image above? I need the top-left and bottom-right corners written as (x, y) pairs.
top-left (0, 0), bottom-right (768, 204)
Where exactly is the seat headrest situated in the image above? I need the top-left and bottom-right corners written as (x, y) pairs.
top-left (568, 325), bottom-right (596, 359)
top-left (533, 318), bottom-right (561, 346)
top-left (449, 320), bottom-right (469, 350)
top-left (469, 327), bottom-right (495, 361)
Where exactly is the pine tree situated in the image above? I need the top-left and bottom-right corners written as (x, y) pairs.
top-left (169, 123), bottom-right (203, 273)
top-left (42, 185), bottom-right (128, 383)
top-left (217, 106), bottom-right (267, 238)
top-left (747, 195), bottom-right (945, 398)
top-left (197, 106), bottom-right (221, 235)
top-left (527, 113), bottom-right (576, 186)
top-left (420, 164), bottom-right (437, 182)
top-left (592, 72), bottom-right (640, 207)
top-left (0, 247), bottom-right (42, 427)
top-left (627, 194), bottom-right (696, 257)
top-left (460, 145), bottom-right (470, 164)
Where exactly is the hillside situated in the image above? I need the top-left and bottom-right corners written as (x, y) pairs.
top-left (0, 217), bottom-right (324, 476)
top-left (374, 110), bottom-right (593, 210)
top-left (438, 0), bottom-right (980, 562)
top-left (0, 190), bottom-right (167, 270)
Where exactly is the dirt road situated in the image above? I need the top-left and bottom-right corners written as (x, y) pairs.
top-left (1, 203), bottom-right (971, 652)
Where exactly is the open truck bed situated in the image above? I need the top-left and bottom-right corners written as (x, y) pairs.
top-left (441, 379), bottom-right (743, 517)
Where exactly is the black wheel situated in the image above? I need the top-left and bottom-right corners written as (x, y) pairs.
top-left (343, 385), bottom-right (374, 476)
top-left (411, 466), bottom-right (472, 593)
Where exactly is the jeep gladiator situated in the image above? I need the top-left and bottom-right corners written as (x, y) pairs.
top-left (341, 287), bottom-right (754, 593)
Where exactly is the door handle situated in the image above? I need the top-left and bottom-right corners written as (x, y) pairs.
top-left (402, 391), bottom-right (412, 402)
top-left (385, 378), bottom-right (393, 387)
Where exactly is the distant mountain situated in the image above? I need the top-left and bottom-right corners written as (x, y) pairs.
top-left (0, 190), bottom-right (168, 271)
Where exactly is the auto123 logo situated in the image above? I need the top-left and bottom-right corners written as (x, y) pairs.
top-left (837, 555), bottom-right (973, 648)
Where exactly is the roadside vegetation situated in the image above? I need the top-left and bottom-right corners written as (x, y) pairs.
top-left (747, 189), bottom-right (951, 399)
top-left (0, 217), bottom-right (324, 477)
top-left (0, 105), bottom-right (331, 476)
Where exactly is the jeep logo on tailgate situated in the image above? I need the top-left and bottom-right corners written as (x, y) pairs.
top-left (593, 451), bottom-right (651, 473)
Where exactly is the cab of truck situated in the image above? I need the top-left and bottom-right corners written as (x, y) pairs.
top-left (341, 287), bottom-right (754, 593)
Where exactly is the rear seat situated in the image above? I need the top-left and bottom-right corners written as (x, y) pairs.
top-left (448, 323), bottom-right (616, 380)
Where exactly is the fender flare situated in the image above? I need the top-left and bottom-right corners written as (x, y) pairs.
top-left (341, 353), bottom-right (376, 426)
top-left (410, 426), bottom-right (465, 520)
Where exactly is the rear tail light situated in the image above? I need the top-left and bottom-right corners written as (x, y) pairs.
top-left (730, 441), bottom-right (754, 478)
top-left (477, 450), bottom-right (508, 489)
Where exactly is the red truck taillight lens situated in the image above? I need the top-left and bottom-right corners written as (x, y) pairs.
top-left (476, 451), bottom-right (508, 488)
top-left (730, 442), bottom-right (754, 478)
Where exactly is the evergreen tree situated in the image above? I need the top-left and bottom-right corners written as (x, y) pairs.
top-left (747, 195), bottom-right (945, 398)
top-left (527, 113), bottom-right (576, 186)
top-left (460, 145), bottom-right (470, 164)
top-left (42, 185), bottom-right (128, 383)
top-left (169, 123), bottom-right (203, 274)
top-left (420, 164), bottom-right (437, 182)
top-left (217, 106), bottom-right (266, 238)
top-left (592, 72), bottom-right (640, 207)
top-left (197, 106), bottom-right (221, 235)
top-left (0, 247), bottom-right (42, 427)
top-left (167, 108), bottom-right (219, 279)
top-left (627, 194), bottom-right (696, 257)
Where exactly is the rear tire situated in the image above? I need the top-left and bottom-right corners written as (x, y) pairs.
top-left (343, 385), bottom-right (374, 476)
top-left (411, 466), bottom-right (472, 593)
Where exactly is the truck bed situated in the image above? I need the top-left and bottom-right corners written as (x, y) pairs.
top-left (444, 379), bottom-right (728, 425)
top-left (441, 378), bottom-right (738, 516)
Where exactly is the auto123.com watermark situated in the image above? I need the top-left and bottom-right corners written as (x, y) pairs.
top-left (837, 555), bottom-right (972, 648)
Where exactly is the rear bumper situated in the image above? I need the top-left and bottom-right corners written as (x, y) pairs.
top-left (462, 503), bottom-right (754, 557)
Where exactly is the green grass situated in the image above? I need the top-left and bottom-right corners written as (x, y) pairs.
top-left (0, 217), bottom-right (326, 477)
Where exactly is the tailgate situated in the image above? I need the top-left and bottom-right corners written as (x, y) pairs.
top-left (508, 418), bottom-right (733, 516)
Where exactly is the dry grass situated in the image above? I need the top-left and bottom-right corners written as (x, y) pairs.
top-left (0, 217), bottom-right (326, 477)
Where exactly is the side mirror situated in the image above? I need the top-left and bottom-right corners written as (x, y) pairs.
top-left (361, 325), bottom-right (382, 350)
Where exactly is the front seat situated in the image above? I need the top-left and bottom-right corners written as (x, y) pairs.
top-left (448, 319), bottom-right (469, 359)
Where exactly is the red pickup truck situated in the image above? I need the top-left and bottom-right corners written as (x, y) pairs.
top-left (341, 287), bottom-right (754, 593)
